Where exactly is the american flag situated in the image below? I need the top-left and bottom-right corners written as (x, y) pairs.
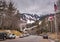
top-left (54, 3), bottom-right (57, 11)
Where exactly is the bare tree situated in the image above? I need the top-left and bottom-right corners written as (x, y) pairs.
top-left (0, 0), bottom-right (21, 31)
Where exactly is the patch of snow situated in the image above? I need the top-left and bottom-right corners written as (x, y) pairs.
top-left (27, 20), bottom-right (35, 24)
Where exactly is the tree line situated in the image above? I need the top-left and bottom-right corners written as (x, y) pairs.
top-left (0, 0), bottom-right (21, 31)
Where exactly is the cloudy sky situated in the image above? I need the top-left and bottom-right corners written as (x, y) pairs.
top-left (11, 0), bottom-right (57, 14)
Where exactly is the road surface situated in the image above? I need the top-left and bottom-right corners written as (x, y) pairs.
top-left (0, 35), bottom-right (54, 42)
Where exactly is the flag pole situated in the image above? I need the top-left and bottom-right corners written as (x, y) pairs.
top-left (54, 2), bottom-right (59, 42)
top-left (54, 12), bottom-right (58, 39)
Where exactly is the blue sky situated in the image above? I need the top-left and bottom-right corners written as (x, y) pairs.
top-left (11, 0), bottom-right (57, 14)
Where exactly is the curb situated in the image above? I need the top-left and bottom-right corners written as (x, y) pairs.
top-left (16, 36), bottom-right (19, 38)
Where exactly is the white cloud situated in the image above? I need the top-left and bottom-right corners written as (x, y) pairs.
top-left (12, 0), bottom-right (57, 14)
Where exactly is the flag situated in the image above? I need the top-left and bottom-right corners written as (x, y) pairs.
top-left (48, 16), bottom-right (53, 21)
top-left (54, 3), bottom-right (57, 11)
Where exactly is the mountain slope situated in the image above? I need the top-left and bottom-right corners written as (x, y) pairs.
top-left (19, 13), bottom-right (54, 24)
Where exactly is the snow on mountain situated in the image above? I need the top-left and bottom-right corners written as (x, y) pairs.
top-left (19, 13), bottom-right (54, 24)
top-left (27, 20), bottom-right (35, 24)
top-left (19, 13), bottom-right (40, 24)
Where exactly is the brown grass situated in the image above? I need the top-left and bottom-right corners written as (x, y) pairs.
top-left (0, 30), bottom-right (22, 36)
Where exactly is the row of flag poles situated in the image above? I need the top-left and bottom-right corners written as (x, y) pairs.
top-left (48, 2), bottom-right (58, 40)
top-left (48, 3), bottom-right (57, 29)
top-left (47, 2), bottom-right (59, 41)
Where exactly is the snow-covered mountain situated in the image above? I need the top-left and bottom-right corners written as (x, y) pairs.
top-left (19, 13), bottom-right (40, 24)
top-left (19, 13), bottom-right (54, 24)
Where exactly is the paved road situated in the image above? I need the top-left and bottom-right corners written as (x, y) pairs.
top-left (0, 35), bottom-right (54, 42)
